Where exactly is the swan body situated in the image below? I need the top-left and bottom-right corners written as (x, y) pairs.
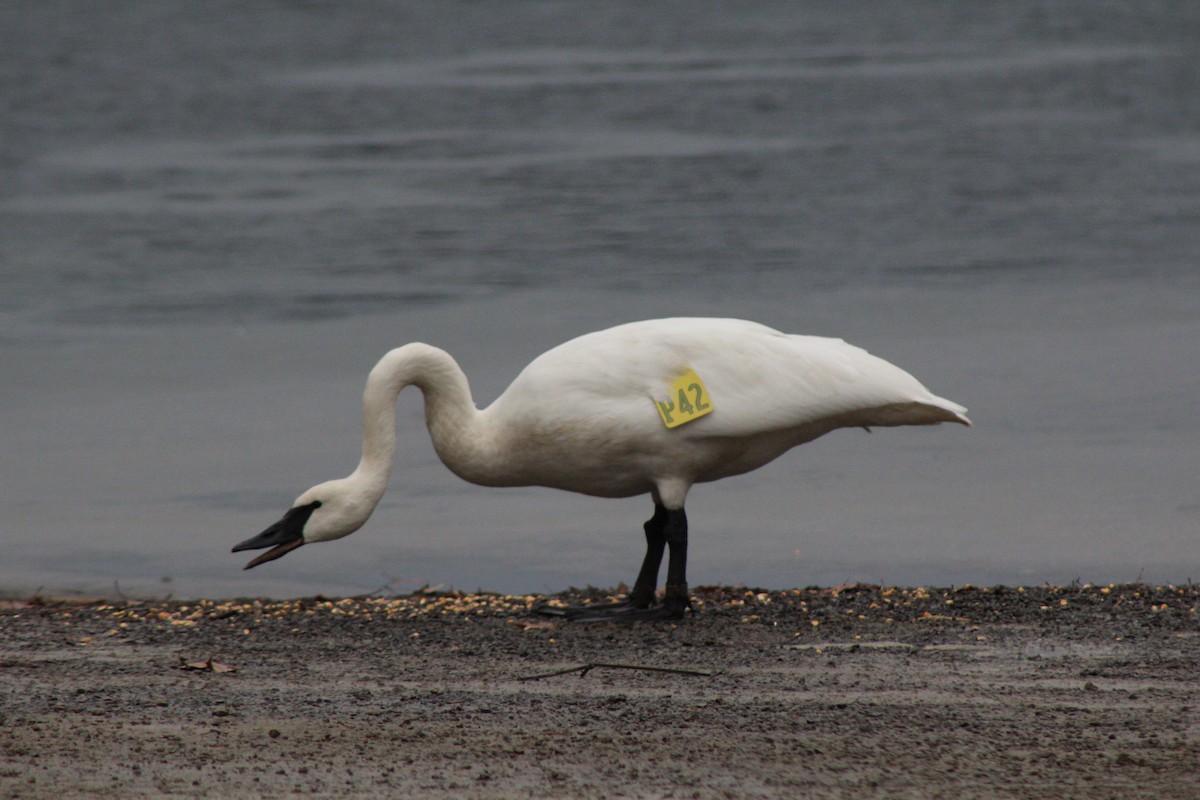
top-left (235, 318), bottom-right (969, 619)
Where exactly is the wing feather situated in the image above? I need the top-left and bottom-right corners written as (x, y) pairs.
top-left (493, 318), bottom-right (968, 440)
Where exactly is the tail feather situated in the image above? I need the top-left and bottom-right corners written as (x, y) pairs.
top-left (861, 398), bottom-right (971, 428)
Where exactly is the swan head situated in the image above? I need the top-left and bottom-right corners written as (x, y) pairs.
top-left (232, 478), bottom-right (381, 569)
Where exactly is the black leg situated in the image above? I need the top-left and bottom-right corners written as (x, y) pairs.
top-left (532, 503), bottom-right (691, 622)
top-left (660, 507), bottom-right (690, 616)
top-left (628, 503), bottom-right (669, 608)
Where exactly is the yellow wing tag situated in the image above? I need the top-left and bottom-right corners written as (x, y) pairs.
top-left (655, 369), bottom-right (713, 429)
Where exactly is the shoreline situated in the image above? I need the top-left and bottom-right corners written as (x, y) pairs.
top-left (3, 584), bottom-right (1199, 798)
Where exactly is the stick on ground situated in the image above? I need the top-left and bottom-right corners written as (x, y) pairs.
top-left (517, 661), bottom-right (713, 681)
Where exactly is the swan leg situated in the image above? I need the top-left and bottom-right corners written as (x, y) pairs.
top-left (659, 507), bottom-right (691, 616)
top-left (628, 503), bottom-right (669, 607)
top-left (533, 504), bottom-right (691, 622)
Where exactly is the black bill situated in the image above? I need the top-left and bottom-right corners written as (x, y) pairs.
top-left (233, 501), bottom-right (321, 569)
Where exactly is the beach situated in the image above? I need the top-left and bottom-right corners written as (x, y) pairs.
top-left (4, 6), bottom-right (1198, 795)
top-left (3, 584), bottom-right (1198, 799)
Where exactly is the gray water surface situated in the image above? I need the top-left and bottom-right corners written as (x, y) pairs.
top-left (2, 2), bottom-right (1197, 598)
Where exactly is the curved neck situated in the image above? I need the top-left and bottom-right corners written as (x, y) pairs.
top-left (353, 343), bottom-right (499, 491)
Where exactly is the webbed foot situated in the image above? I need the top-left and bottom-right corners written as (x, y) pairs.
top-left (568, 600), bottom-right (689, 623)
top-left (533, 585), bottom-right (691, 623)
top-left (532, 598), bottom-right (649, 619)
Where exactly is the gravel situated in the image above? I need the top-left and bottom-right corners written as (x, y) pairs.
top-left (2, 584), bottom-right (1199, 799)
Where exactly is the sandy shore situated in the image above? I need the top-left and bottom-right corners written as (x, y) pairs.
top-left (2, 584), bottom-right (1199, 799)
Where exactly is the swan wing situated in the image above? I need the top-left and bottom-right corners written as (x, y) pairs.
top-left (496, 318), bottom-right (968, 439)
top-left (683, 327), bottom-right (970, 436)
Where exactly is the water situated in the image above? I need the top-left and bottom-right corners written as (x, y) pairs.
top-left (2, 1), bottom-right (1197, 599)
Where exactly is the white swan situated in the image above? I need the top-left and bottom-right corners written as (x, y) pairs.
top-left (234, 317), bottom-right (969, 620)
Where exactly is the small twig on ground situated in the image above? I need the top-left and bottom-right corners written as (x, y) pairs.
top-left (363, 574), bottom-right (400, 597)
top-left (517, 661), bottom-right (713, 681)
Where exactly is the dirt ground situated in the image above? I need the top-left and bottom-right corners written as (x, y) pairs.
top-left (2, 584), bottom-right (1199, 799)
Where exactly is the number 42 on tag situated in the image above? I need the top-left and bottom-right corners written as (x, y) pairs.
top-left (655, 369), bottom-right (713, 429)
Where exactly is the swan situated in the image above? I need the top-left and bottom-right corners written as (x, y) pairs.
top-left (233, 317), bottom-right (969, 621)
